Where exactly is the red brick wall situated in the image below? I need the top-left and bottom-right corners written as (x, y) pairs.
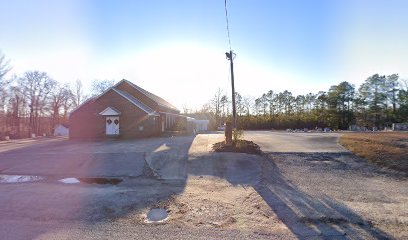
top-left (69, 89), bottom-right (161, 139)
top-left (69, 99), bottom-right (102, 139)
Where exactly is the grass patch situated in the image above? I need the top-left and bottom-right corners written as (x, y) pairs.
top-left (340, 132), bottom-right (408, 173)
top-left (212, 140), bottom-right (262, 155)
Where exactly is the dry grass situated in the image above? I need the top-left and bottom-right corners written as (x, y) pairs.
top-left (340, 132), bottom-right (408, 173)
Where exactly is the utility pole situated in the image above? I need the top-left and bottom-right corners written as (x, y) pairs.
top-left (225, 50), bottom-right (237, 129)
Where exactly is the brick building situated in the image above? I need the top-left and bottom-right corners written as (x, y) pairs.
top-left (69, 79), bottom-right (185, 139)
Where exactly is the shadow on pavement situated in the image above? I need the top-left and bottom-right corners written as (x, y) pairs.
top-left (188, 150), bottom-right (394, 239)
top-left (254, 153), bottom-right (393, 239)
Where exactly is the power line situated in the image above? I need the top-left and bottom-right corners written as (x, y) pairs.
top-left (224, 0), bottom-right (232, 51)
top-left (224, 0), bottom-right (237, 130)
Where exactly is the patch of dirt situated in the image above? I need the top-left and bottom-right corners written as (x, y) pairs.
top-left (150, 177), bottom-right (290, 234)
top-left (113, 177), bottom-right (290, 235)
top-left (212, 140), bottom-right (262, 155)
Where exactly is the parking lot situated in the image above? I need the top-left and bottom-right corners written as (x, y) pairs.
top-left (0, 136), bottom-right (194, 178)
top-left (0, 132), bottom-right (406, 239)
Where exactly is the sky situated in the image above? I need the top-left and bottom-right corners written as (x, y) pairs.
top-left (1, 0), bottom-right (408, 110)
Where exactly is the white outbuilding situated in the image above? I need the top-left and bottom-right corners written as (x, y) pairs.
top-left (186, 118), bottom-right (209, 134)
top-left (54, 124), bottom-right (69, 136)
top-left (194, 119), bottom-right (209, 132)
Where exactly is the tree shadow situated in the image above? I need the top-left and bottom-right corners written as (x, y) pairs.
top-left (254, 153), bottom-right (393, 239)
top-left (188, 151), bottom-right (395, 239)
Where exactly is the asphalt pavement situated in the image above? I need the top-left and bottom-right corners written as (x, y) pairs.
top-left (244, 130), bottom-right (348, 152)
top-left (0, 136), bottom-right (194, 178)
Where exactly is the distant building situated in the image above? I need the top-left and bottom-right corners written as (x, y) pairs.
top-left (187, 118), bottom-right (209, 134)
top-left (193, 119), bottom-right (209, 132)
top-left (54, 123), bottom-right (69, 136)
top-left (69, 79), bottom-right (185, 139)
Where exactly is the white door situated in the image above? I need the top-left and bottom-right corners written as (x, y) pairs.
top-left (106, 116), bottom-right (120, 135)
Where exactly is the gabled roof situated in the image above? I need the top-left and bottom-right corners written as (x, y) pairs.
top-left (70, 79), bottom-right (177, 116)
top-left (118, 79), bottom-right (179, 112)
top-left (55, 123), bottom-right (69, 128)
top-left (112, 88), bottom-right (159, 116)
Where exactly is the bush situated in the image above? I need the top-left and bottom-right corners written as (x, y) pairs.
top-left (232, 129), bottom-right (243, 144)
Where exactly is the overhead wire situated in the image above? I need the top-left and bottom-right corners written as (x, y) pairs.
top-left (224, 0), bottom-right (232, 51)
top-left (224, 0), bottom-right (233, 107)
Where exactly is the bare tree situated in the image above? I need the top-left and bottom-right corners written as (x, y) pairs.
top-left (91, 79), bottom-right (115, 96)
top-left (18, 71), bottom-right (57, 135)
top-left (0, 52), bottom-right (12, 112)
top-left (211, 88), bottom-right (223, 126)
top-left (182, 104), bottom-right (190, 114)
top-left (62, 90), bottom-right (74, 120)
top-left (72, 79), bottom-right (85, 107)
top-left (0, 52), bottom-right (12, 137)
top-left (50, 83), bottom-right (74, 127)
top-left (0, 51), bottom-right (11, 81)
top-left (7, 84), bottom-right (27, 137)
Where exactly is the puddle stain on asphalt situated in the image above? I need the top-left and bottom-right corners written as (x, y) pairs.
top-left (59, 177), bottom-right (123, 185)
top-left (58, 178), bottom-right (80, 184)
top-left (0, 175), bottom-right (123, 185)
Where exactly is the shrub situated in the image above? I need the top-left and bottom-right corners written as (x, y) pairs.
top-left (232, 129), bottom-right (243, 144)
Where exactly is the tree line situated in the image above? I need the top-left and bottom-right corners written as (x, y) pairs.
top-left (190, 74), bottom-right (408, 131)
top-left (0, 51), bottom-right (115, 139)
top-left (2, 50), bottom-right (407, 138)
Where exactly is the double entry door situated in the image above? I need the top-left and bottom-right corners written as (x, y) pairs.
top-left (106, 116), bottom-right (119, 135)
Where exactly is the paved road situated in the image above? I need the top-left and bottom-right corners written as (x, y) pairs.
top-left (244, 131), bottom-right (348, 152)
top-left (0, 136), bottom-right (194, 178)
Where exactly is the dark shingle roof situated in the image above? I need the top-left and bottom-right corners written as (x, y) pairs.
top-left (70, 79), bottom-right (178, 116)
top-left (122, 79), bottom-right (178, 112)
top-left (112, 88), bottom-right (159, 116)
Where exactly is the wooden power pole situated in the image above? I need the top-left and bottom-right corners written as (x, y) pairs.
top-left (226, 50), bottom-right (237, 129)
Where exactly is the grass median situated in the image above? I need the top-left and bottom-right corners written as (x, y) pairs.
top-left (340, 132), bottom-right (408, 173)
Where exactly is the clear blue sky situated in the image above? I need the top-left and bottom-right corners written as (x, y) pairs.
top-left (1, 0), bottom-right (408, 110)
